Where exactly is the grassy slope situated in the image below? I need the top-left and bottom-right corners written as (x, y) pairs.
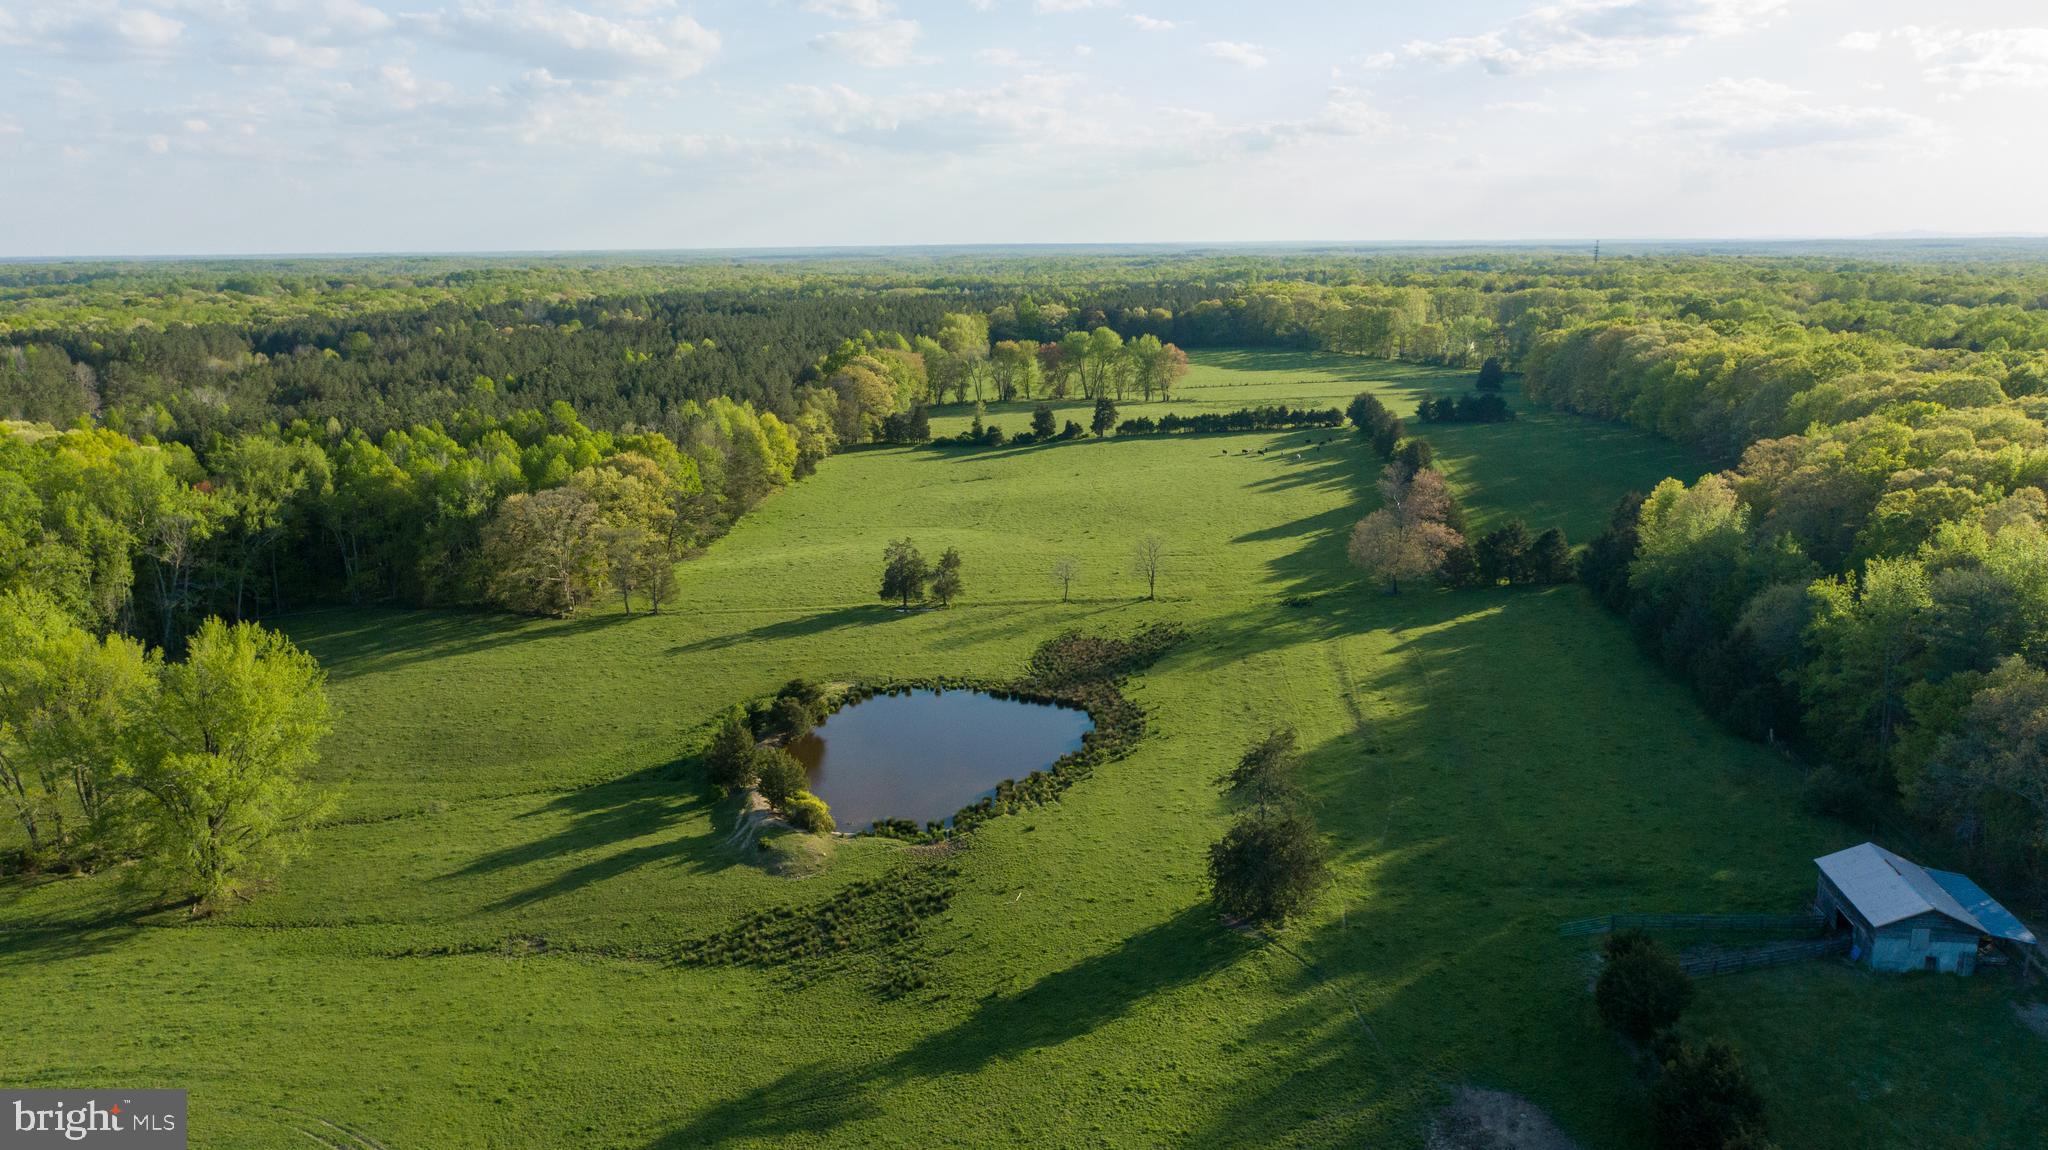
top-left (4, 351), bottom-right (2043, 1148)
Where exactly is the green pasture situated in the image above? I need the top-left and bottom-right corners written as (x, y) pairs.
top-left (3, 351), bottom-right (2041, 1148)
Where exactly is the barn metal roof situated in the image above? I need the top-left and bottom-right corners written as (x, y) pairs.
top-left (1815, 842), bottom-right (2035, 943)
top-left (1926, 867), bottom-right (2039, 944)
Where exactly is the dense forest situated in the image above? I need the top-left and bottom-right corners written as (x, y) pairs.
top-left (8, 246), bottom-right (2048, 898)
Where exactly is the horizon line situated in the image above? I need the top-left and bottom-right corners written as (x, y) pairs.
top-left (7, 234), bottom-right (2048, 265)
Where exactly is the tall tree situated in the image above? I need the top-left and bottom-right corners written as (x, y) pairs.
top-left (0, 590), bottom-right (150, 861)
top-left (1348, 464), bottom-right (1463, 593)
top-left (929, 547), bottom-right (964, 607)
top-left (1208, 809), bottom-right (1329, 927)
top-left (126, 618), bottom-right (332, 911)
top-left (1802, 557), bottom-right (1932, 775)
top-left (1092, 396), bottom-right (1119, 437)
top-left (1051, 556), bottom-right (1079, 602)
top-left (879, 538), bottom-right (929, 608)
top-left (482, 486), bottom-right (610, 617)
top-left (1134, 533), bottom-right (1166, 600)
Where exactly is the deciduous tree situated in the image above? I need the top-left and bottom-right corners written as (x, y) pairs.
top-left (126, 618), bottom-right (332, 911)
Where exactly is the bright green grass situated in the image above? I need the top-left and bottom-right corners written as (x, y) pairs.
top-left (4, 351), bottom-right (2042, 1148)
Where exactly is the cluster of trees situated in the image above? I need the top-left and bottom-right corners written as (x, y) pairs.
top-left (1207, 728), bottom-right (1330, 926)
top-left (16, 249), bottom-right (2048, 456)
top-left (1415, 392), bottom-right (1513, 424)
top-left (0, 593), bottom-right (331, 909)
top-left (705, 685), bottom-right (835, 834)
top-left (1549, 320), bottom-right (2048, 890)
top-left (879, 540), bottom-right (965, 609)
top-left (1347, 447), bottom-right (1572, 593)
top-left (1115, 405), bottom-right (1344, 437)
top-left (1594, 930), bottom-right (1774, 1150)
top-left (1445, 520), bottom-right (1574, 588)
top-left (1346, 393), bottom-right (1405, 460)
top-left (1348, 460), bottom-right (1465, 594)
top-left (0, 398), bottom-right (804, 634)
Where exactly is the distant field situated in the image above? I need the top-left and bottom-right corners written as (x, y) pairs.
top-left (4, 350), bottom-right (2042, 1149)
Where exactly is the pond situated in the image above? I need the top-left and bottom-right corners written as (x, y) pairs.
top-left (789, 689), bottom-right (1094, 831)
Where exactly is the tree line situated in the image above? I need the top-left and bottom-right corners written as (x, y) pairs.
top-left (0, 596), bottom-right (330, 910)
top-left (1536, 315), bottom-right (2048, 896)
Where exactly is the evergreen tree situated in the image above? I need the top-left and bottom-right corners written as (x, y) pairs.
top-left (1092, 395), bottom-right (1118, 437)
top-left (706, 708), bottom-right (758, 791)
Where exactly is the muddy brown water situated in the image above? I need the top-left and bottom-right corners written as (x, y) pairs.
top-left (789, 689), bottom-right (1094, 831)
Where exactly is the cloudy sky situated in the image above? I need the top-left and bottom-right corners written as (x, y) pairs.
top-left (2, 0), bottom-right (2045, 255)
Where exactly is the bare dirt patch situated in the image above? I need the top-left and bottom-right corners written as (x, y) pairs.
top-left (1428, 1086), bottom-right (1582, 1150)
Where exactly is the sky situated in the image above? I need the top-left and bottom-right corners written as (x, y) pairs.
top-left (2, 0), bottom-right (2046, 256)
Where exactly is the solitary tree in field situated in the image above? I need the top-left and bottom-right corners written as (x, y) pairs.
top-left (1476, 356), bottom-right (1505, 392)
top-left (1650, 1040), bottom-right (1768, 1150)
top-left (1595, 930), bottom-right (1694, 1042)
top-left (126, 619), bottom-right (332, 911)
top-left (1219, 727), bottom-right (1301, 814)
top-left (1031, 403), bottom-right (1057, 440)
top-left (1134, 534), bottom-right (1166, 600)
top-left (879, 538), bottom-right (929, 608)
top-left (1051, 557), bottom-right (1079, 602)
top-left (1348, 464), bottom-right (1463, 594)
top-left (929, 547), bottom-right (964, 607)
top-left (1208, 809), bottom-right (1329, 926)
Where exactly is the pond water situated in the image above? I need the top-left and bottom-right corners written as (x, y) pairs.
top-left (789, 689), bottom-right (1094, 831)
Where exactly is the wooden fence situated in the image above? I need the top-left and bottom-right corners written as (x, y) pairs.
top-left (1679, 936), bottom-right (1850, 978)
top-left (1559, 912), bottom-right (1825, 938)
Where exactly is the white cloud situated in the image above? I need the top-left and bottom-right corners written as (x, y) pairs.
top-left (1035, 0), bottom-right (1119, 12)
top-left (115, 8), bottom-right (185, 53)
top-left (1659, 77), bottom-right (1932, 153)
top-left (975, 47), bottom-right (1031, 68)
top-left (0, 3), bottom-right (186, 57)
top-left (1898, 26), bottom-right (2048, 90)
top-left (801, 0), bottom-right (893, 18)
top-left (1126, 14), bottom-right (1174, 32)
top-left (810, 19), bottom-right (925, 68)
top-left (1205, 41), bottom-right (1269, 69)
top-left (410, 3), bottom-right (722, 79)
top-left (1402, 0), bottom-right (1787, 74)
top-left (146, 133), bottom-right (169, 154)
top-left (1837, 30), bottom-right (1883, 52)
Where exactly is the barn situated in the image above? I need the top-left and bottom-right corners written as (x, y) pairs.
top-left (1813, 842), bottom-right (2037, 975)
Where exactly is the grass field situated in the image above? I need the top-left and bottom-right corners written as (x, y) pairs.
top-left (4, 350), bottom-right (2044, 1148)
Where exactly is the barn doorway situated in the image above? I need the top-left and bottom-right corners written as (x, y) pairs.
top-left (1924, 955), bottom-right (1939, 972)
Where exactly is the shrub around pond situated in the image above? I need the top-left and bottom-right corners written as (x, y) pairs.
top-left (704, 622), bottom-right (1187, 842)
top-left (755, 747), bottom-right (807, 808)
top-left (784, 793), bottom-right (835, 834)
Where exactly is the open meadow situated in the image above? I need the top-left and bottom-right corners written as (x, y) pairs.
top-left (3, 350), bottom-right (2042, 1148)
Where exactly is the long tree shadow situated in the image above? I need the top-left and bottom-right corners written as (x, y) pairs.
top-left (433, 762), bottom-right (744, 911)
top-left (647, 905), bottom-right (1250, 1147)
top-left (665, 604), bottom-right (895, 655)
top-left (290, 607), bottom-right (636, 682)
